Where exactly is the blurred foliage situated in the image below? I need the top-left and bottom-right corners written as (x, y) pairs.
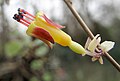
top-left (5, 40), bottom-right (23, 58)
top-left (42, 72), bottom-right (52, 81)
top-left (0, 0), bottom-right (120, 81)
top-left (30, 60), bottom-right (44, 70)
top-left (30, 77), bottom-right (39, 81)
top-left (35, 46), bottom-right (49, 57)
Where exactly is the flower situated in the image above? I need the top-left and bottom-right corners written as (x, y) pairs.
top-left (84, 34), bottom-right (115, 64)
top-left (13, 8), bottom-right (86, 54)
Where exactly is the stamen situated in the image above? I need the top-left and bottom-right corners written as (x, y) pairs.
top-left (19, 20), bottom-right (29, 27)
top-left (13, 8), bottom-right (36, 27)
top-left (21, 18), bottom-right (31, 24)
top-left (95, 48), bottom-right (102, 53)
top-left (25, 11), bottom-right (35, 18)
top-left (13, 13), bottom-right (29, 27)
top-left (18, 8), bottom-right (35, 18)
top-left (13, 14), bottom-right (20, 22)
top-left (22, 14), bottom-right (34, 21)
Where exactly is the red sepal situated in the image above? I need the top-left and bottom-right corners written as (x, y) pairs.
top-left (32, 27), bottom-right (54, 44)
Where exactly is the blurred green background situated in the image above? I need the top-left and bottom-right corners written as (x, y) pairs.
top-left (0, 0), bottom-right (120, 81)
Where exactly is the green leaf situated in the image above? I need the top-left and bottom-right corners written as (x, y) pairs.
top-left (42, 72), bottom-right (52, 81)
top-left (29, 76), bottom-right (39, 81)
top-left (35, 46), bottom-right (48, 57)
top-left (5, 40), bottom-right (23, 58)
top-left (30, 60), bottom-right (44, 70)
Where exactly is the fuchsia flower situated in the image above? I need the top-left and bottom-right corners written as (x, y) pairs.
top-left (84, 34), bottom-right (115, 64)
top-left (13, 8), bottom-right (86, 54)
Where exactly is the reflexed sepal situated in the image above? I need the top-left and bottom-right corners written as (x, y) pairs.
top-left (36, 12), bottom-right (65, 29)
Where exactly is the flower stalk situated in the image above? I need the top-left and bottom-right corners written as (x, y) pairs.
top-left (64, 0), bottom-right (120, 72)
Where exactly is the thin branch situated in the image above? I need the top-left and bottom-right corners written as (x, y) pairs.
top-left (64, 0), bottom-right (120, 72)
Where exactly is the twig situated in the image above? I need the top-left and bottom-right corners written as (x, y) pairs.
top-left (64, 0), bottom-right (120, 72)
